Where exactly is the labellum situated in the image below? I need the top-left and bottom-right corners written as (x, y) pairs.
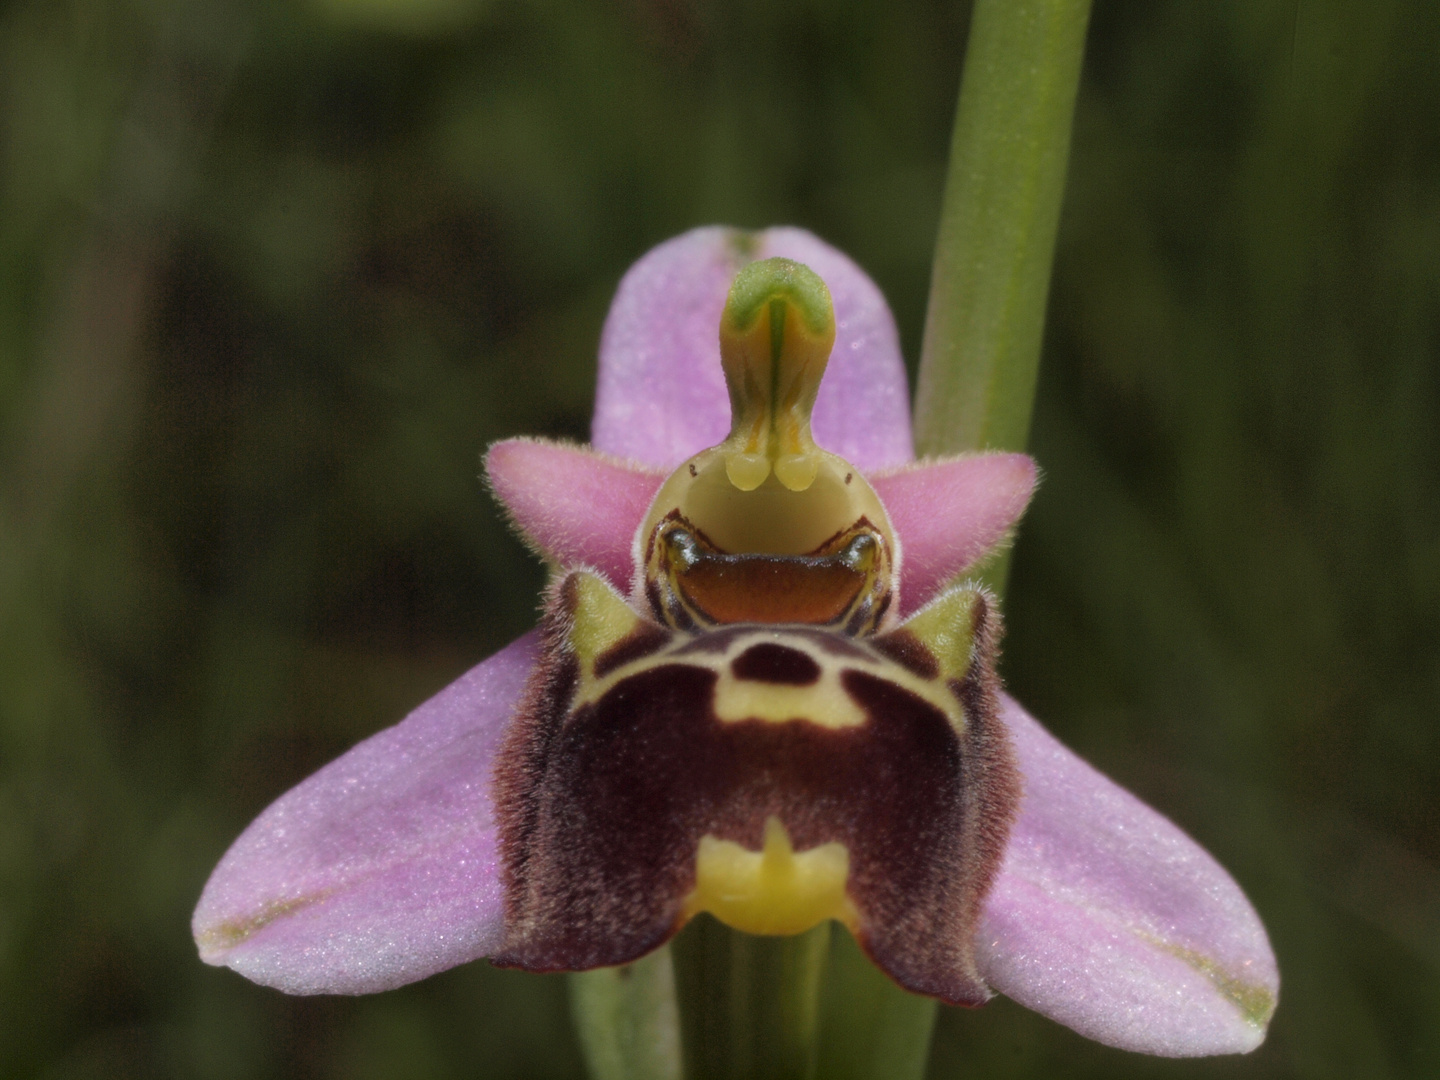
top-left (493, 258), bottom-right (1020, 1006)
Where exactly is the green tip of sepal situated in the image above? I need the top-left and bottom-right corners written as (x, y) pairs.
top-left (717, 259), bottom-right (836, 492)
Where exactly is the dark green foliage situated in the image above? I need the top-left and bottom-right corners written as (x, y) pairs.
top-left (0, 1), bottom-right (1435, 1076)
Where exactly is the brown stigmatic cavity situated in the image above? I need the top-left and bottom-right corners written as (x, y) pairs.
top-left (645, 513), bottom-right (892, 634)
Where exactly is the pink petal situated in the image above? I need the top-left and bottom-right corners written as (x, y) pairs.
top-left (487, 441), bottom-right (1037, 618)
top-left (872, 454), bottom-right (1038, 617)
top-left (486, 438), bottom-right (665, 591)
top-left (978, 695), bottom-right (1278, 1056)
top-left (193, 633), bottom-right (539, 995)
top-left (592, 226), bottom-right (913, 471)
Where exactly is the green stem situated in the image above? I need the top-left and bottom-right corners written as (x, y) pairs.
top-left (915, 0), bottom-right (1094, 459)
top-left (571, 949), bottom-right (684, 1080)
top-left (815, 931), bottom-right (937, 1080)
top-left (670, 918), bottom-right (832, 1080)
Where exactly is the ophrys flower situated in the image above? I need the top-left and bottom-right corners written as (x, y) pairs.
top-left (194, 227), bottom-right (1277, 1058)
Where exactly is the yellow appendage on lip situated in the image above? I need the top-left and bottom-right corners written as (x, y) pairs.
top-left (683, 817), bottom-right (857, 936)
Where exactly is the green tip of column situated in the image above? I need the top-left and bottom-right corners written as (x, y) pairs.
top-left (722, 258), bottom-right (834, 337)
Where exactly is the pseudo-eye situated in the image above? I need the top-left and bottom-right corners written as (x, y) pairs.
top-left (492, 258), bottom-right (1019, 1006)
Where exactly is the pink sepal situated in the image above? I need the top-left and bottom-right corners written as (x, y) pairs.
top-left (192, 634), bottom-right (539, 995)
top-left (979, 695), bottom-right (1279, 1056)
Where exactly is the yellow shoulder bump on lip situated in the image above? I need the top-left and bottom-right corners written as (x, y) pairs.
top-left (683, 816), bottom-right (857, 936)
top-left (568, 572), bottom-right (646, 676)
top-left (897, 583), bottom-right (983, 682)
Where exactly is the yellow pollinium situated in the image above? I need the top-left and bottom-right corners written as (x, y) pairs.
top-left (718, 258), bottom-right (836, 493)
top-left (683, 817), bottom-right (857, 936)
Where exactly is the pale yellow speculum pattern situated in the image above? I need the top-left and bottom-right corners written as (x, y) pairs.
top-left (565, 615), bottom-right (976, 735)
top-left (711, 663), bottom-right (866, 729)
top-left (683, 817), bottom-right (858, 936)
top-left (704, 629), bottom-right (971, 734)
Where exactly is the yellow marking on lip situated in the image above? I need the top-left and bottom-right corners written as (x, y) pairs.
top-left (568, 625), bottom-right (976, 735)
top-left (712, 661), bottom-right (866, 729)
top-left (683, 817), bottom-right (857, 936)
top-left (697, 629), bottom-right (973, 733)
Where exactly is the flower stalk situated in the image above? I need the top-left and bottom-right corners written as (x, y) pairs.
top-left (916, 0), bottom-right (1094, 461)
top-left (822, 3), bottom-right (1094, 1069)
top-left (672, 919), bottom-right (831, 1080)
top-left (571, 949), bottom-right (684, 1080)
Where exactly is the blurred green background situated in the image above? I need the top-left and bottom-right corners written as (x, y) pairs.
top-left (2, 0), bottom-right (1437, 1076)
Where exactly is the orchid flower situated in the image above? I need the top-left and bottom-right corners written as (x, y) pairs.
top-left (193, 227), bottom-right (1277, 1059)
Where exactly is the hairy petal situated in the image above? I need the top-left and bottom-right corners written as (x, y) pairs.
top-left (593, 226), bottom-right (912, 471)
top-left (193, 634), bottom-right (539, 995)
top-left (871, 453), bottom-right (1037, 616)
top-left (978, 695), bottom-right (1279, 1056)
top-left (487, 438), bottom-right (665, 590)
top-left (486, 441), bottom-right (1037, 618)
